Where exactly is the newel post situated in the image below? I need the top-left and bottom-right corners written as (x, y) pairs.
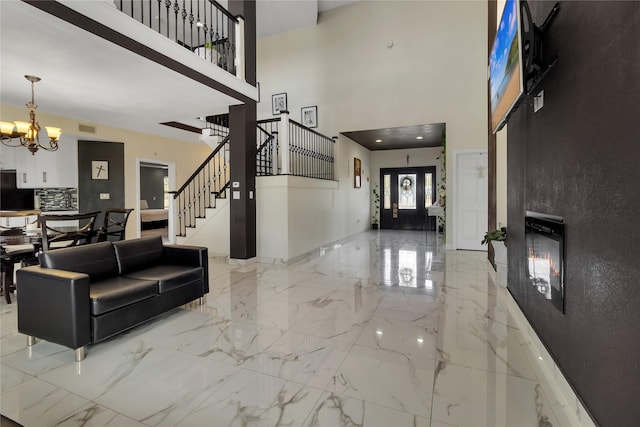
top-left (280, 111), bottom-right (290, 175)
top-left (235, 17), bottom-right (245, 81)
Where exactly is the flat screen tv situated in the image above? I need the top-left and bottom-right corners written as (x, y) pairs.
top-left (489, 0), bottom-right (524, 133)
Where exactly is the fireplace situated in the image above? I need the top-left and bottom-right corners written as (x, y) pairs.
top-left (525, 212), bottom-right (565, 313)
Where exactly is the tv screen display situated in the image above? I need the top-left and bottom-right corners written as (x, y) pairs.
top-left (489, 0), bottom-right (524, 133)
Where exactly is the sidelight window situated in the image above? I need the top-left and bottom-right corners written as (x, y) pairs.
top-left (425, 173), bottom-right (433, 207)
top-left (383, 174), bottom-right (391, 209)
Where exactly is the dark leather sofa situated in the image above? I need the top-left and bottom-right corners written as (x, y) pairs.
top-left (16, 236), bottom-right (208, 361)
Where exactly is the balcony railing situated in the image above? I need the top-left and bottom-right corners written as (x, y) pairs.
top-left (257, 112), bottom-right (335, 181)
top-left (115, 0), bottom-right (243, 77)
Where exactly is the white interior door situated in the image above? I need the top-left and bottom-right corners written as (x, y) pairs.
top-left (455, 151), bottom-right (488, 250)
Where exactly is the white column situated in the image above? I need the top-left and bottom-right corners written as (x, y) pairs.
top-left (235, 17), bottom-right (245, 81)
top-left (280, 112), bottom-right (290, 175)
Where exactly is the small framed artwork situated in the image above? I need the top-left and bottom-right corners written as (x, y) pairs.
top-left (354, 157), bottom-right (361, 188)
top-left (272, 92), bottom-right (287, 115)
top-left (301, 105), bottom-right (318, 128)
top-left (91, 160), bottom-right (109, 180)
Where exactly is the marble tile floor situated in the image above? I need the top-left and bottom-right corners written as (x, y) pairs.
top-left (0, 230), bottom-right (580, 427)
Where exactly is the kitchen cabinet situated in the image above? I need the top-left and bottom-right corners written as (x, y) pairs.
top-left (15, 135), bottom-right (78, 189)
top-left (0, 144), bottom-right (18, 170)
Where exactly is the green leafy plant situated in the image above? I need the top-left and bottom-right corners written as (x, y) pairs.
top-left (482, 227), bottom-right (508, 246)
top-left (372, 184), bottom-right (380, 225)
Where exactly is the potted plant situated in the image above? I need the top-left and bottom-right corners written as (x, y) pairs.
top-left (482, 226), bottom-right (507, 285)
top-left (371, 184), bottom-right (380, 229)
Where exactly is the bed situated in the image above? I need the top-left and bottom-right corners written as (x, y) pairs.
top-left (139, 200), bottom-right (168, 230)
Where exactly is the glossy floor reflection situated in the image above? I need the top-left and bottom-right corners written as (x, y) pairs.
top-left (1, 230), bottom-right (578, 426)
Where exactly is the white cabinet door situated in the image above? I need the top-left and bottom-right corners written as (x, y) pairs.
top-left (0, 144), bottom-right (18, 170)
top-left (55, 136), bottom-right (78, 188)
top-left (16, 147), bottom-right (58, 188)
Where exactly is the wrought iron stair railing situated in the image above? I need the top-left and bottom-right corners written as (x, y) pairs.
top-left (171, 135), bottom-right (229, 237)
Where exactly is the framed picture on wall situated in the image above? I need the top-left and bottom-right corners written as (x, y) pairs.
top-left (91, 160), bottom-right (109, 180)
top-left (301, 105), bottom-right (318, 128)
top-left (272, 92), bottom-right (287, 115)
top-left (354, 157), bottom-right (361, 188)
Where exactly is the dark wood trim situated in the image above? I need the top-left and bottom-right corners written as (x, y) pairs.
top-left (23, 0), bottom-right (253, 104)
top-left (487, 0), bottom-right (498, 268)
top-left (159, 122), bottom-right (201, 134)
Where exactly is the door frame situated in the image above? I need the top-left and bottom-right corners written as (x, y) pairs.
top-left (452, 149), bottom-right (488, 250)
top-left (380, 166), bottom-right (437, 231)
top-left (136, 157), bottom-right (176, 243)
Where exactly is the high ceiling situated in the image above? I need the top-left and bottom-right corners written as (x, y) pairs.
top-left (0, 0), bottom-right (357, 145)
top-left (2, 0), bottom-right (442, 153)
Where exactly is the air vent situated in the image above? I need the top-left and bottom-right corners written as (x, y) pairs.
top-left (78, 124), bottom-right (96, 134)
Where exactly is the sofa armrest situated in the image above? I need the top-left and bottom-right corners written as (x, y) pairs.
top-left (162, 245), bottom-right (209, 293)
top-left (17, 266), bottom-right (92, 350)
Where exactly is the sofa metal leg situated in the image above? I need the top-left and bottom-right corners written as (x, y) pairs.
top-left (75, 347), bottom-right (86, 362)
top-left (26, 336), bottom-right (37, 346)
top-left (199, 296), bottom-right (206, 305)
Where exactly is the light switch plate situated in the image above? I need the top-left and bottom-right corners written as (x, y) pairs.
top-left (533, 90), bottom-right (544, 113)
top-left (233, 191), bottom-right (240, 200)
top-left (100, 193), bottom-right (110, 200)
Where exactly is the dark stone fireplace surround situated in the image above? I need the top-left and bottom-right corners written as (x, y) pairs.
top-left (506, 2), bottom-right (640, 426)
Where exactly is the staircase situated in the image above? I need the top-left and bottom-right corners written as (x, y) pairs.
top-left (172, 112), bottom-right (335, 255)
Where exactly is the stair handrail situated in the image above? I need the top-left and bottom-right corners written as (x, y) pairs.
top-left (173, 135), bottom-right (230, 198)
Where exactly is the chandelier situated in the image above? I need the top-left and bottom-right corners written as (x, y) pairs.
top-left (0, 75), bottom-right (62, 155)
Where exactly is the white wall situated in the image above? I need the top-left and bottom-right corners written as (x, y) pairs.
top-left (496, 128), bottom-right (508, 227)
top-left (257, 0), bottom-right (488, 245)
top-left (257, 175), bottom-right (337, 263)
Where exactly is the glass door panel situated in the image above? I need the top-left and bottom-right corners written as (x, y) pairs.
top-left (398, 173), bottom-right (417, 210)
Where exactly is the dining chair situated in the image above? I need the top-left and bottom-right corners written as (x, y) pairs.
top-left (96, 208), bottom-right (134, 242)
top-left (1, 216), bottom-right (40, 304)
top-left (40, 211), bottom-right (101, 251)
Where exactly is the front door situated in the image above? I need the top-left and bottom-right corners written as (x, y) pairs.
top-left (380, 167), bottom-right (437, 230)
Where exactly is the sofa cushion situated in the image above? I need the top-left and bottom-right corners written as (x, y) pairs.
top-left (123, 265), bottom-right (203, 294)
top-left (112, 235), bottom-right (164, 274)
top-left (39, 242), bottom-right (118, 281)
top-left (90, 276), bottom-right (158, 316)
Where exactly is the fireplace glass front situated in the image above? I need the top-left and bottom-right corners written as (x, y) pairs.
top-left (525, 212), bottom-right (564, 313)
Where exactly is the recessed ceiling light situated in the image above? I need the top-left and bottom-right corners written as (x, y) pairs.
top-left (375, 139), bottom-right (382, 143)
top-left (416, 136), bottom-right (423, 140)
